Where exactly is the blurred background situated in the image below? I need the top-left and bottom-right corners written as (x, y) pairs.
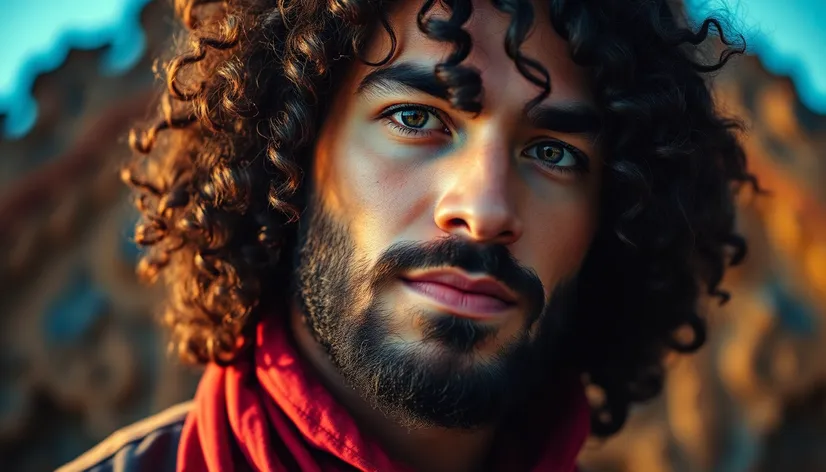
top-left (0, 1), bottom-right (824, 471)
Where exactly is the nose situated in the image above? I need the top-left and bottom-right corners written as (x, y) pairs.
top-left (433, 140), bottom-right (523, 246)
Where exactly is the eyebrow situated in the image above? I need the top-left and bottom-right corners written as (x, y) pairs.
top-left (358, 62), bottom-right (602, 138)
top-left (526, 103), bottom-right (602, 138)
top-left (357, 62), bottom-right (450, 101)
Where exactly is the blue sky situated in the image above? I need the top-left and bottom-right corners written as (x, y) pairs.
top-left (1, 0), bottom-right (824, 138)
top-left (686, 0), bottom-right (826, 114)
top-left (0, 0), bottom-right (150, 138)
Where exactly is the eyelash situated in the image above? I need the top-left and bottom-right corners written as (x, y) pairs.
top-left (378, 104), bottom-right (589, 175)
top-left (523, 140), bottom-right (590, 175)
top-left (379, 103), bottom-right (450, 137)
top-left (387, 122), bottom-right (432, 137)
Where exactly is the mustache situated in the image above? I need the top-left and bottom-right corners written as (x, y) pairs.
top-left (368, 236), bottom-right (546, 318)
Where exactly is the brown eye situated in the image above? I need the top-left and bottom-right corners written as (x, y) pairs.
top-left (399, 109), bottom-right (429, 128)
top-left (384, 105), bottom-right (449, 134)
top-left (539, 144), bottom-right (563, 163)
top-left (521, 140), bottom-right (591, 176)
top-left (523, 141), bottom-right (581, 169)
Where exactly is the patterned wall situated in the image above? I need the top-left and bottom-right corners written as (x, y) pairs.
top-left (0, 2), bottom-right (824, 471)
top-left (0, 3), bottom-right (201, 471)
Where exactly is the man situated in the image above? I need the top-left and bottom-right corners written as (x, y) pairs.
top-left (61, 0), bottom-right (754, 470)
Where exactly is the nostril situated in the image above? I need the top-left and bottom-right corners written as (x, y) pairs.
top-left (447, 218), bottom-right (467, 229)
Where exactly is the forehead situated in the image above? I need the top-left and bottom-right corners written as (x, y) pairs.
top-left (361, 0), bottom-right (592, 106)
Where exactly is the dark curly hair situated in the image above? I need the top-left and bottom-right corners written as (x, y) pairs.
top-left (124, 0), bottom-right (756, 436)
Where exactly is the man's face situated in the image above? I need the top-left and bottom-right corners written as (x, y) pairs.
top-left (293, 0), bottom-right (601, 429)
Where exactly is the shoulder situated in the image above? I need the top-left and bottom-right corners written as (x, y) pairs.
top-left (57, 401), bottom-right (193, 472)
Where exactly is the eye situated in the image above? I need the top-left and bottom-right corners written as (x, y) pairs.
top-left (522, 140), bottom-right (588, 174)
top-left (381, 104), bottom-right (450, 136)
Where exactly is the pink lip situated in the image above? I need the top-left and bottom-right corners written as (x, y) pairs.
top-left (400, 269), bottom-right (517, 318)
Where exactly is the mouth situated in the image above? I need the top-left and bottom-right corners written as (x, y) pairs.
top-left (399, 269), bottom-right (518, 319)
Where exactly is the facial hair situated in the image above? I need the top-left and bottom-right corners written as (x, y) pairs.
top-left (292, 197), bottom-right (579, 430)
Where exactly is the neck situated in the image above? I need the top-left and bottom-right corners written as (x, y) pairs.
top-left (289, 305), bottom-right (497, 472)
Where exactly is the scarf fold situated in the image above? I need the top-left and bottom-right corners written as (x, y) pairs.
top-left (177, 316), bottom-right (590, 472)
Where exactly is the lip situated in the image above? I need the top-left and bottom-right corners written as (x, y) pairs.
top-left (400, 269), bottom-right (518, 318)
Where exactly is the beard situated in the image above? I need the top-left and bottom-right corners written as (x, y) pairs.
top-left (291, 196), bottom-right (579, 430)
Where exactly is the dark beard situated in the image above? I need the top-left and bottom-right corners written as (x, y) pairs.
top-left (291, 196), bottom-right (578, 430)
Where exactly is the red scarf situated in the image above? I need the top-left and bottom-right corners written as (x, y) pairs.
top-left (177, 315), bottom-right (591, 471)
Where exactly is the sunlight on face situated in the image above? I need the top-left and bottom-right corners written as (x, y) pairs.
top-left (309, 0), bottom-right (602, 357)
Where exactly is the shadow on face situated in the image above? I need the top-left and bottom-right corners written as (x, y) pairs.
top-left (294, 0), bottom-right (602, 428)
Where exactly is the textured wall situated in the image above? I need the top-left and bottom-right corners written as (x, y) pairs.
top-left (0, 3), bottom-right (200, 471)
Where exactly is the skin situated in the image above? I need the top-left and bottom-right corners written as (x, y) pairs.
top-left (290, 1), bottom-right (602, 470)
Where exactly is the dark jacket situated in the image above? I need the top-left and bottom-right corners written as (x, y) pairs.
top-left (57, 402), bottom-right (191, 472)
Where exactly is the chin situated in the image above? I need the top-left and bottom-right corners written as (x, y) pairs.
top-left (412, 311), bottom-right (502, 356)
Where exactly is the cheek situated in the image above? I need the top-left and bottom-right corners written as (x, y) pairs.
top-left (522, 198), bottom-right (598, 298)
top-left (320, 126), bottom-right (428, 262)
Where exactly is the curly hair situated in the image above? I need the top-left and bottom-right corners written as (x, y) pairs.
top-left (124, 0), bottom-right (756, 436)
